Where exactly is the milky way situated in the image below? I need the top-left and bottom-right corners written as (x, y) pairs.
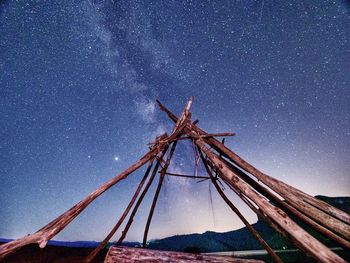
top-left (0, 1), bottom-right (349, 242)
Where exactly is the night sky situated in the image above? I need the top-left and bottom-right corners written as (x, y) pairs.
top-left (1, 1), bottom-right (349, 242)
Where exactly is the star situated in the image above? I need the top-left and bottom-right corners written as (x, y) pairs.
top-left (0, 0), bottom-right (348, 243)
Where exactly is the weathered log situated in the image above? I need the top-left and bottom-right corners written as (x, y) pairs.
top-left (222, 177), bottom-right (320, 253)
top-left (143, 141), bottom-right (178, 247)
top-left (156, 100), bottom-right (350, 231)
top-left (85, 161), bottom-right (155, 263)
top-left (198, 147), bottom-right (283, 263)
top-left (105, 246), bottom-right (263, 263)
top-left (233, 187), bottom-right (296, 248)
top-left (229, 187), bottom-right (329, 263)
top-left (204, 148), bottom-right (341, 263)
top-left (221, 158), bottom-right (350, 249)
top-left (203, 139), bottom-right (350, 228)
top-left (195, 139), bottom-right (346, 263)
top-left (281, 197), bottom-right (350, 239)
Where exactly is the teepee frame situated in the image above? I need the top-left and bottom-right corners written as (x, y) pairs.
top-left (0, 97), bottom-right (349, 263)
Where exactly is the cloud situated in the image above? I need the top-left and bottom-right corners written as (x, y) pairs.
top-left (82, 1), bottom-right (165, 122)
top-left (134, 97), bottom-right (156, 123)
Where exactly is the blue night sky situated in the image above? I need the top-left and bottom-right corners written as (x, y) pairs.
top-left (0, 1), bottom-right (349, 242)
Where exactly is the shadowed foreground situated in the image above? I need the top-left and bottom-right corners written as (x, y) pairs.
top-left (0, 243), bottom-right (263, 263)
top-left (0, 243), bottom-right (107, 263)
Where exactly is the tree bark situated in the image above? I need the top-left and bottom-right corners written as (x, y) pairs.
top-left (221, 157), bottom-right (350, 249)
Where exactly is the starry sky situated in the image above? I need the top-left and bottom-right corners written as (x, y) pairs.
top-left (0, 1), bottom-right (349, 242)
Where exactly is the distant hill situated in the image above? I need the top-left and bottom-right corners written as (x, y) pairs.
top-left (1, 196), bottom-right (348, 261)
top-left (314, 195), bottom-right (350, 214)
top-left (148, 216), bottom-right (281, 253)
top-left (148, 196), bottom-right (350, 253)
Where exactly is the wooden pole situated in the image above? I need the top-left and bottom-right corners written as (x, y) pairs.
top-left (143, 141), bottom-right (178, 247)
top-left (203, 138), bottom-right (350, 230)
top-left (85, 160), bottom-right (155, 263)
top-left (225, 183), bottom-right (311, 262)
top-left (201, 153), bottom-right (302, 258)
top-left (197, 147), bottom-right (283, 263)
top-left (195, 139), bottom-right (346, 263)
top-left (216, 153), bottom-right (350, 239)
top-left (156, 100), bottom-right (350, 237)
top-left (230, 184), bottom-right (290, 245)
top-left (221, 157), bottom-right (350, 249)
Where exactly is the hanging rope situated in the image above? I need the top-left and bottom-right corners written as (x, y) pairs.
top-left (208, 181), bottom-right (216, 227)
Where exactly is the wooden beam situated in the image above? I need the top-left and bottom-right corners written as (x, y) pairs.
top-left (194, 139), bottom-right (346, 263)
top-left (228, 184), bottom-right (291, 246)
top-left (217, 151), bottom-right (350, 239)
top-left (156, 100), bottom-right (350, 233)
top-left (197, 147), bottom-right (283, 263)
top-left (203, 138), bottom-right (350, 228)
top-left (221, 157), bottom-right (350, 249)
top-left (225, 183), bottom-right (307, 260)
